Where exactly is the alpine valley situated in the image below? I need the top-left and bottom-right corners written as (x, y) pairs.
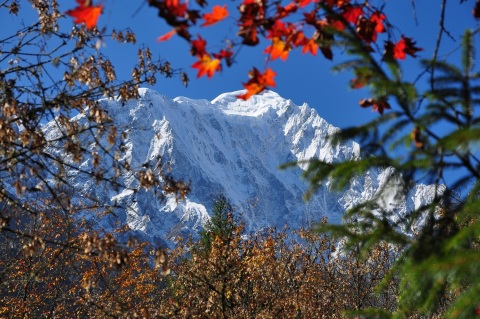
top-left (43, 88), bottom-right (438, 247)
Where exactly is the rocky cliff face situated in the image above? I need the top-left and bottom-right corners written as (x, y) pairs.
top-left (42, 88), bottom-right (438, 246)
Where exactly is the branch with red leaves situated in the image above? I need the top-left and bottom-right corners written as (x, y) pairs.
top-left (65, 0), bottom-right (476, 110)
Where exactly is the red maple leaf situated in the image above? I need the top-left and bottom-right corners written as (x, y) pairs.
top-left (165, 0), bottom-right (187, 17)
top-left (238, 0), bottom-right (265, 46)
top-left (327, 16), bottom-right (346, 31)
top-left (266, 20), bottom-right (289, 39)
top-left (66, 1), bottom-right (102, 29)
top-left (157, 29), bottom-right (177, 42)
top-left (276, 3), bottom-right (297, 19)
top-left (370, 11), bottom-right (386, 34)
top-left (237, 68), bottom-right (276, 100)
top-left (385, 36), bottom-right (422, 60)
top-left (342, 5), bottom-right (363, 24)
top-left (191, 55), bottom-right (221, 78)
top-left (303, 10), bottom-right (317, 25)
top-left (296, 0), bottom-right (318, 7)
top-left (302, 38), bottom-right (318, 55)
top-left (359, 97), bottom-right (391, 114)
top-left (201, 5), bottom-right (229, 27)
top-left (355, 11), bottom-right (385, 44)
top-left (398, 36), bottom-right (422, 58)
top-left (350, 77), bottom-right (366, 89)
top-left (291, 30), bottom-right (306, 47)
top-left (190, 36), bottom-right (207, 57)
top-left (264, 38), bottom-right (290, 61)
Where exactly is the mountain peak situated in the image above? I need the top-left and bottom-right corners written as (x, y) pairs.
top-left (44, 88), bottom-right (437, 246)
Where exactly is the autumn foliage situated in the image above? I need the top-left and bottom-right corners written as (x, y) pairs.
top-left (0, 194), bottom-right (407, 318)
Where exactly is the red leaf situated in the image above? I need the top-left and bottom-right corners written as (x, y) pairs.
top-left (359, 98), bottom-right (390, 114)
top-left (303, 10), bottom-right (317, 25)
top-left (276, 3), bottom-right (297, 19)
top-left (238, 0), bottom-right (265, 46)
top-left (201, 5), bottom-right (229, 27)
top-left (165, 0), bottom-right (187, 17)
top-left (157, 29), bottom-right (177, 42)
top-left (370, 11), bottom-right (386, 34)
top-left (190, 36), bottom-right (207, 57)
top-left (237, 68), bottom-right (276, 100)
top-left (400, 36), bottom-right (422, 58)
top-left (295, 0), bottom-right (318, 7)
top-left (302, 38), bottom-right (318, 56)
top-left (385, 36), bottom-right (422, 60)
top-left (267, 20), bottom-right (289, 39)
top-left (66, 3), bottom-right (102, 29)
top-left (291, 31), bottom-right (306, 47)
top-left (264, 38), bottom-right (290, 61)
top-left (350, 77), bottom-right (366, 89)
top-left (342, 5), bottom-right (363, 24)
top-left (327, 16), bottom-right (345, 31)
top-left (191, 55), bottom-right (221, 78)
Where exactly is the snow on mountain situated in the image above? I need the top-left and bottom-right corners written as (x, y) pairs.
top-left (43, 88), bottom-right (438, 246)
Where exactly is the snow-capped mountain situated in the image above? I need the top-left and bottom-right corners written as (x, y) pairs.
top-left (44, 88), bottom-right (437, 246)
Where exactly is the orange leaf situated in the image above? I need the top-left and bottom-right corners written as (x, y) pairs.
top-left (264, 38), bottom-right (290, 61)
top-left (410, 126), bottom-right (424, 149)
top-left (191, 55), bottom-right (221, 78)
top-left (201, 5), bottom-right (229, 27)
top-left (292, 31), bottom-right (306, 47)
top-left (296, 0), bottom-right (318, 7)
top-left (239, 82), bottom-right (264, 100)
top-left (350, 77), bottom-right (367, 89)
top-left (276, 2), bottom-right (297, 19)
top-left (261, 68), bottom-right (276, 87)
top-left (237, 68), bottom-right (276, 100)
top-left (66, 3), bottom-right (102, 29)
top-left (302, 38), bottom-right (318, 55)
top-left (157, 29), bottom-right (177, 42)
top-left (359, 98), bottom-right (390, 115)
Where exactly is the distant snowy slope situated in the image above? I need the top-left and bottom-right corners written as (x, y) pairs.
top-left (43, 88), bottom-right (438, 246)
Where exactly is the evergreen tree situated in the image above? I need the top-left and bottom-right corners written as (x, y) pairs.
top-left (298, 28), bottom-right (480, 318)
top-left (199, 195), bottom-right (237, 254)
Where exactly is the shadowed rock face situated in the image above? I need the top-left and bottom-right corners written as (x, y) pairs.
top-left (42, 88), bottom-right (438, 247)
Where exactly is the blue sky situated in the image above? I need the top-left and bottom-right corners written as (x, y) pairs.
top-left (2, 1), bottom-right (478, 129)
